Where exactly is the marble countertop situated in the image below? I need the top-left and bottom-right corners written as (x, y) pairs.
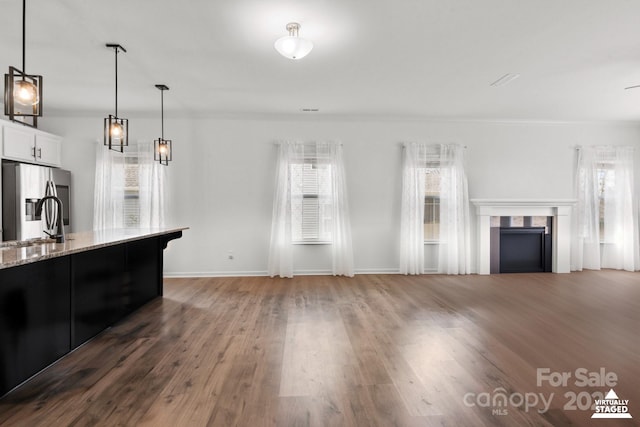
top-left (0, 227), bottom-right (187, 270)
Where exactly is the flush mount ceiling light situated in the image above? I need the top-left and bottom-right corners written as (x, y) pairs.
top-left (274, 22), bottom-right (313, 60)
top-left (104, 44), bottom-right (128, 152)
top-left (4, 0), bottom-right (43, 128)
top-left (154, 84), bottom-right (172, 166)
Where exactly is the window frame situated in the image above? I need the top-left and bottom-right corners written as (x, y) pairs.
top-left (290, 159), bottom-right (333, 244)
top-left (423, 162), bottom-right (442, 243)
top-left (596, 160), bottom-right (615, 244)
top-left (122, 151), bottom-right (141, 228)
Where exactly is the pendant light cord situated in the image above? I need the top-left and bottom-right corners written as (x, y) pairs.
top-left (21, 0), bottom-right (26, 76)
top-left (114, 47), bottom-right (118, 117)
top-left (106, 44), bottom-right (126, 117)
top-left (161, 88), bottom-right (164, 139)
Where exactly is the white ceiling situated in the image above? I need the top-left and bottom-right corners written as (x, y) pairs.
top-left (2, 0), bottom-right (640, 121)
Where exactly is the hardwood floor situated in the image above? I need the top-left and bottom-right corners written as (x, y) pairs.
top-left (0, 272), bottom-right (638, 426)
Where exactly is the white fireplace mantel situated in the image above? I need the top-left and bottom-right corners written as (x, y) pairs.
top-left (470, 199), bottom-right (576, 274)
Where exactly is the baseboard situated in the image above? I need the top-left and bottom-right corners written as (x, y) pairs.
top-left (163, 271), bottom-right (269, 278)
top-left (353, 268), bottom-right (401, 275)
top-left (163, 267), bottom-right (402, 278)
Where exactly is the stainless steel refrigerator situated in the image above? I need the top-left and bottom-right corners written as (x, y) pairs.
top-left (1, 161), bottom-right (72, 241)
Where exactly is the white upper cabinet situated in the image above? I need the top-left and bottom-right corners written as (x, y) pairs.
top-left (34, 133), bottom-right (62, 166)
top-left (2, 125), bottom-right (34, 160)
top-left (1, 120), bottom-right (62, 167)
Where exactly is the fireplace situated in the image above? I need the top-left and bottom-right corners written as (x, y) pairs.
top-left (471, 199), bottom-right (575, 274)
top-left (492, 225), bottom-right (552, 273)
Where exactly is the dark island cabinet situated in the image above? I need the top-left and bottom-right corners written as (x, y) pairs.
top-left (0, 257), bottom-right (71, 396)
top-left (125, 239), bottom-right (160, 313)
top-left (0, 230), bottom-right (182, 396)
top-left (71, 244), bottom-right (127, 347)
top-left (125, 237), bottom-right (161, 313)
top-left (71, 238), bottom-right (161, 348)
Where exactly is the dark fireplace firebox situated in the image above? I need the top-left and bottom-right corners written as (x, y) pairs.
top-left (490, 216), bottom-right (552, 273)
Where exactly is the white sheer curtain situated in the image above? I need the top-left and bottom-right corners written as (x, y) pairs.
top-left (438, 144), bottom-right (471, 274)
top-left (93, 141), bottom-right (124, 230)
top-left (93, 141), bottom-right (166, 231)
top-left (571, 147), bottom-right (601, 270)
top-left (400, 143), bottom-right (428, 274)
top-left (137, 141), bottom-right (167, 228)
top-left (268, 142), bottom-right (302, 278)
top-left (400, 143), bottom-right (471, 275)
top-left (320, 142), bottom-right (354, 276)
top-left (268, 141), bottom-right (354, 278)
top-left (571, 146), bottom-right (639, 271)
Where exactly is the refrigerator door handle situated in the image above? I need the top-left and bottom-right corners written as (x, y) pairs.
top-left (50, 179), bottom-right (58, 198)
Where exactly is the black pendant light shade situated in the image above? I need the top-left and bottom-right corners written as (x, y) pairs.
top-left (104, 44), bottom-right (128, 152)
top-left (154, 84), bottom-right (172, 165)
top-left (104, 114), bottom-right (128, 151)
top-left (4, 0), bottom-right (43, 128)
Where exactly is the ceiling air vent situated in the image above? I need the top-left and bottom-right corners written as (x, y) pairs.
top-left (490, 73), bottom-right (520, 87)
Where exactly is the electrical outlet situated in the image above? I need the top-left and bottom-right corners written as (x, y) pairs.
top-left (228, 251), bottom-right (234, 260)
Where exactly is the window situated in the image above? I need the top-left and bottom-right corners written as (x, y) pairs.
top-left (123, 153), bottom-right (140, 228)
top-left (268, 141), bottom-right (353, 277)
top-left (572, 145), bottom-right (637, 271)
top-left (424, 167), bottom-right (440, 241)
top-left (596, 162), bottom-right (615, 242)
top-left (291, 160), bottom-right (332, 242)
top-left (400, 143), bottom-right (470, 275)
top-left (575, 158), bottom-right (616, 242)
top-left (94, 141), bottom-right (166, 231)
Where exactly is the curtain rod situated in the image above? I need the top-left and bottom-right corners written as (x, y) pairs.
top-left (574, 145), bottom-right (634, 150)
top-left (399, 142), bottom-right (467, 148)
top-left (273, 141), bottom-right (343, 146)
top-left (272, 142), bottom-right (466, 148)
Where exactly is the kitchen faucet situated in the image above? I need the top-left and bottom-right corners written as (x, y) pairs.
top-left (35, 195), bottom-right (65, 243)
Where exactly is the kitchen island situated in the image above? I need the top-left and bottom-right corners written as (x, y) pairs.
top-left (0, 227), bottom-right (185, 396)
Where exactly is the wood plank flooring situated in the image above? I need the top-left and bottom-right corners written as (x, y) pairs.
top-left (0, 272), bottom-right (639, 426)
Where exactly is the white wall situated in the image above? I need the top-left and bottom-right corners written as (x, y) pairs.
top-left (39, 115), bottom-right (640, 276)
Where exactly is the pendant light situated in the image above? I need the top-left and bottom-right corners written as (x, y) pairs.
top-left (154, 84), bottom-right (172, 166)
top-left (104, 44), bottom-right (128, 152)
top-left (4, 0), bottom-right (43, 128)
top-left (274, 22), bottom-right (313, 60)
